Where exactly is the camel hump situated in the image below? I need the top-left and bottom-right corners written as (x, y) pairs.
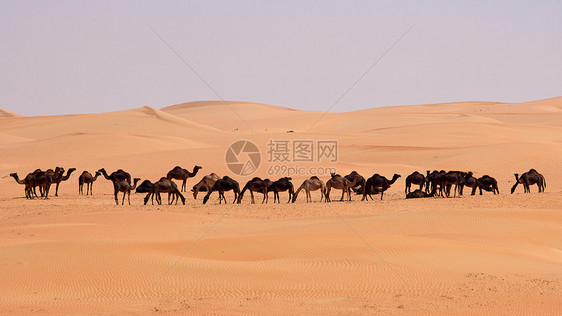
top-left (310, 176), bottom-right (319, 180)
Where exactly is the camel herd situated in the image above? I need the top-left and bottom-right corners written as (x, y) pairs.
top-left (9, 166), bottom-right (547, 205)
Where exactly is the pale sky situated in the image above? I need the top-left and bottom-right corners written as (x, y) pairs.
top-left (1, 0), bottom-right (561, 116)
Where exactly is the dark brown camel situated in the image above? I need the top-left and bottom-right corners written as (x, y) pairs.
top-left (78, 171), bottom-right (101, 195)
top-left (144, 178), bottom-right (185, 205)
top-left (238, 177), bottom-right (271, 204)
top-left (192, 173), bottom-right (220, 199)
top-left (459, 171), bottom-right (478, 196)
top-left (10, 172), bottom-right (37, 199)
top-left (166, 165), bottom-right (202, 192)
top-left (361, 173), bottom-right (401, 201)
top-left (98, 168), bottom-right (131, 184)
top-left (52, 168), bottom-right (76, 196)
top-left (406, 189), bottom-right (434, 199)
top-left (271, 177), bottom-right (294, 203)
top-left (292, 176), bottom-right (326, 203)
top-left (113, 178), bottom-right (141, 205)
top-left (345, 171), bottom-right (366, 194)
top-left (31, 169), bottom-right (55, 199)
top-left (439, 171), bottom-right (465, 198)
top-left (477, 175), bottom-right (499, 195)
top-left (203, 176), bottom-right (240, 204)
top-left (511, 169), bottom-right (546, 194)
top-left (325, 173), bottom-right (361, 202)
top-left (405, 171), bottom-right (425, 194)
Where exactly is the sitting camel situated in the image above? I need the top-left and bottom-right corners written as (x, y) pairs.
top-left (238, 177), bottom-right (272, 204)
top-left (511, 169), bottom-right (546, 194)
top-left (405, 171), bottom-right (425, 194)
top-left (203, 176), bottom-right (240, 204)
top-left (406, 189), bottom-right (434, 199)
top-left (166, 165), bottom-right (202, 192)
top-left (113, 178), bottom-right (141, 205)
top-left (325, 173), bottom-right (362, 202)
top-left (362, 173), bottom-right (401, 201)
top-left (292, 176), bottom-right (325, 203)
top-left (271, 177), bottom-right (294, 203)
top-left (192, 173), bottom-right (221, 199)
top-left (78, 170), bottom-right (101, 195)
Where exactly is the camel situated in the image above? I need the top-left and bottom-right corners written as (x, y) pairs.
top-left (362, 173), bottom-right (401, 201)
top-left (166, 165), bottom-right (202, 192)
top-left (270, 177), bottom-right (294, 203)
top-left (78, 171), bottom-right (101, 195)
top-left (10, 172), bottom-right (37, 199)
top-left (113, 178), bottom-right (141, 205)
top-left (238, 177), bottom-right (271, 204)
top-left (136, 180), bottom-right (154, 194)
top-left (405, 171), bottom-right (425, 194)
top-left (192, 173), bottom-right (221, 199)
top-left (52, 168), bottom-right (76, 196)
top-left (459, 171), bottom-right (478, 196)
top-left (345, 171), bottom-right (366, 194)
top-left (203, 176), bottom-right (240, 204)
top-left (143, 178), bottom-right (185, 205)
top-left (30, 169), bottom-right (55, 199)
top-left (325, 173), bottom-right (362, 202)
top-left (477, 175), bottom-right (499, 195)
top-left (511, 169), bottom-right (546, 194)
top-left (98, 168), bottom-right (131, 184)
top-left (438, 171), bottom-right (465, 198)
top-left (406, 189), bottom-right (434, 199)
top-left (292, 176), bottom-right (326, 203)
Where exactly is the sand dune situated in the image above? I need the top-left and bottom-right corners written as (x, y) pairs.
top-left (0, 97), bottom-right (561, 314)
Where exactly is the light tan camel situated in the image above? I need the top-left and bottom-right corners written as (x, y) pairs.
top-left (191, 173), bottom-right (220, 199)
top-left (325, 173), bottom-right (361, 202)
top-left (292, 176), bottom-right (325, 203)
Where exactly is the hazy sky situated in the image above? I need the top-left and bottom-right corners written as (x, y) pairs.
top-left (1, 0), bottom-right (561, 116)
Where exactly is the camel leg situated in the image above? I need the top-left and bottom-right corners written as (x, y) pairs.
top-left (261, 190), bottom-right (266, 204)
top-left (55, 183), bottom-right (60, 197)
top-left (122, 192), bottom-right (127, 205)
top-left (181, 179), bottom-right (186, 192)
top-left (287, 191), bottom-right (292, 203)
top-left (250, 191), bottom-right (255, 204)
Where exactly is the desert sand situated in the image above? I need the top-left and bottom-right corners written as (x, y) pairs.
top-left (0, 97), bottom-right (561, 314)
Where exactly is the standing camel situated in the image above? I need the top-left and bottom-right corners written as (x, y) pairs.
top-left (143, 178), bottom-right (185, 205)
top-left (192, 173), bottom-right (221, 199)
top-left (405, 171), bottom-right (425, 194)
top-left (238, 177), bottom-right (271, 204)
top-left (52, 168), bottom-right (76, 196)
top-left (325, 173), bottom-right (362, 202)
top-left (477, 175), bottom-right (499, 195)
top-left (511, 169), bottom-right (546, 193)
top-left (362, 174), bottom-right (401, 201)
top-left (113, 178), bottom-right (141, 205)
top-left (203, 176), bottom-right (240, 204)
top-left (78, 171), bottom-right (101, 195)
top-left (166, 165), bottom-right (202, 192)
top-left (292, 176), bottom-right (326, 203)
top-left (270, 177), bottom-right (294, 203)
top-left (10, 172), bottom-right (37, 199)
